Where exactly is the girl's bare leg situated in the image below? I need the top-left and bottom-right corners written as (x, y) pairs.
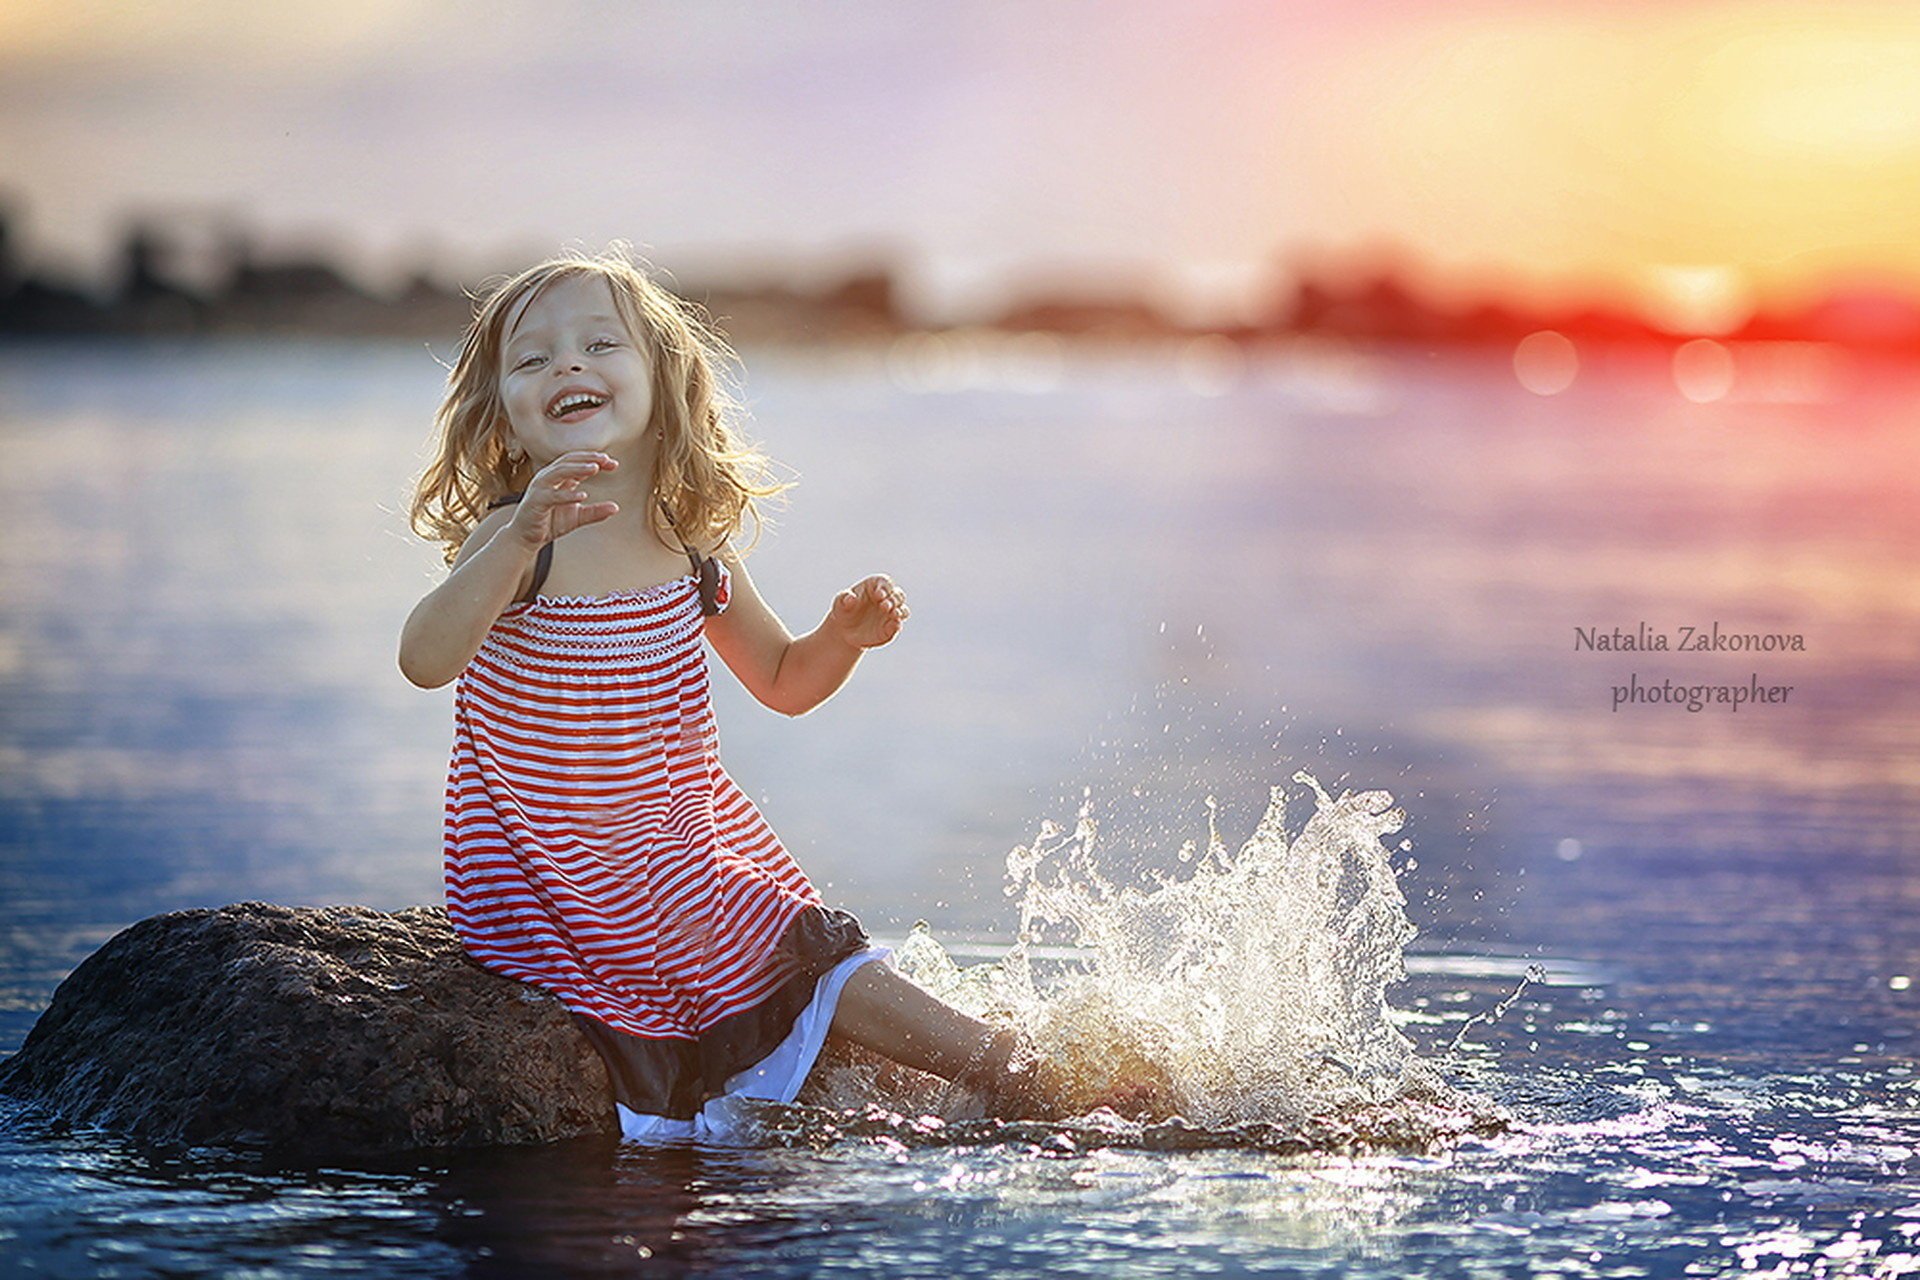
top-left (829, 962), bottom-right (1026, 1099)
top-left (829, 961), bottom-right (1176, 1121)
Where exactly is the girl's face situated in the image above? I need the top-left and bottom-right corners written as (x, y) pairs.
top-left (497, 273), bottom-right (655, 465)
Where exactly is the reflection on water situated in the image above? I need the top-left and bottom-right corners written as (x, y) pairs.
top-left (0, 339), bottom-right (1916, 1275)
top-left (3, 987), bottom-right (1910, 1279)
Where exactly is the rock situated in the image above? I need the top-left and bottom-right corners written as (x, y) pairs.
top-left (0, 902), bottom-right (618, 1157)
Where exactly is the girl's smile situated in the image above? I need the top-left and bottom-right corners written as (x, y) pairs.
top-left (498, 274), bottom-right (654, 464)
top-left (546, 388), bottom-right (610, 422)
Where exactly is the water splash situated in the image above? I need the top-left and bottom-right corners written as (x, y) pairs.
top-left (797, 773), bottom-right (1503, 1149)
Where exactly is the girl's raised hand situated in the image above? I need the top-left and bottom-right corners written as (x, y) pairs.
top-left (507, 451), bottom-right (619, 553)
top-left (828, 575), bottom-right (910, 649)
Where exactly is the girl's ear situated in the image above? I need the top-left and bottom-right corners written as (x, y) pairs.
top-left (496, 420), bottom-right (524, 460)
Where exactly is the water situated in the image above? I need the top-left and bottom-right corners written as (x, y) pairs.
top-left (1, 336), bottom-right (1916, 1275)
top-left (792, 774), bottom-right (1489, 1141)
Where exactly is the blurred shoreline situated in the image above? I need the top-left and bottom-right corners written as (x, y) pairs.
top-left (7, 209), bottom-right (1920, 361)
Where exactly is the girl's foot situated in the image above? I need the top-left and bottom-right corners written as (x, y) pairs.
top-left (973, 1030), bottom-right (1178, 1122)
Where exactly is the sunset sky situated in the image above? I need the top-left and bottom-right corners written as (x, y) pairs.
top-left (2, 0), bottom-right (1916, 323)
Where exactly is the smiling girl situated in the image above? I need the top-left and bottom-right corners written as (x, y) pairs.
top-left (398, 245), bottom-right (1088, 1142)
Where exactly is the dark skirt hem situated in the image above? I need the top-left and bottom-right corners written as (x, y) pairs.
top-left (570, 904), bottom-right (872, 1120)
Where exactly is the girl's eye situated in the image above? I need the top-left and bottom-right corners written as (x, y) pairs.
top-left (513, 354), bottom-right (544, 370)
top-left (589, 339), bottom-right (618, 352)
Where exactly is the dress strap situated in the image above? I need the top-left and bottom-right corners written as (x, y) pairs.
top-left (481, 492), bottom-right (720, 615)
top-left (486, 493), bottom-right (551, 605)
top-left (657, 500), bottom-right (724, 618)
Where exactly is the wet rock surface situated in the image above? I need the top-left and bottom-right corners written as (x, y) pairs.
top-left (0, 902), bottom-right (617, 1157)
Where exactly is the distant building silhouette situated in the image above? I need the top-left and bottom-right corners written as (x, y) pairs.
top-left (118, 220), bottom-right (213, 334)
top-left (214, 230), bottom-right (376, 334)
top-left (0, 208), bottom-right (15, 296)
top-left (995, 293), bottom-right (1173, 339)
top-left (0, 203), bottom-right (106, 335)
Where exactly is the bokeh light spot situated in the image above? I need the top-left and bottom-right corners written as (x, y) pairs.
top-left (1673, 339), bottom-right (1735, 403)
top-left (1513, 330), bottom-right (1578, 396)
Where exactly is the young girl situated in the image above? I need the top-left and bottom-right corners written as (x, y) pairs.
top-left (399, 245), bottom-right (1079, 1143)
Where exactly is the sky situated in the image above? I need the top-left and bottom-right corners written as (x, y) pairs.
top-left (2, 0), bottom-right (1918, 323)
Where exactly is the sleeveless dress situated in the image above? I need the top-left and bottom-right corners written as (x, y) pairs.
top-left (441, 556), bottom-right (885, 1143)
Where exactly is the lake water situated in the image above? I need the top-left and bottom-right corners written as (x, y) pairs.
top-left (0, 335), bottom-right (1915, 1276)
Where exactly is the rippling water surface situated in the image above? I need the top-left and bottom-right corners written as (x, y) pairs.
top-left (0, 338), bottom-right (1915, 1276)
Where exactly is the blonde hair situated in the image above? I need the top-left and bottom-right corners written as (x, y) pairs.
top-left (409, 243), bottom-right (789, 566)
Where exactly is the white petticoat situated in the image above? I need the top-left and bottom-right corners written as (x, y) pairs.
top-left (614, 947), bottom-right (890, 1145)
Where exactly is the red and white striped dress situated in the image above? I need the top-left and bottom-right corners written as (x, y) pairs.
top-left (442, 561), bottom-right (877, 1138)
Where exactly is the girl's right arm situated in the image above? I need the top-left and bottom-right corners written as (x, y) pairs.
top-left (397, 451), bottom-right (618, 689)
top-left (397, 510), bottom-right (534, 689)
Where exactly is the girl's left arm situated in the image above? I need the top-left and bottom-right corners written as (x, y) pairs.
top-left (705, 549), bottom-right (909, 717)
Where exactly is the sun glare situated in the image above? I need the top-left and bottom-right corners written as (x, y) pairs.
top-left (1702, 23), bottom-right (1920, 162)
top-left (1638, 265), bottom-right (1756, 337)
top-left (1321, 4), bottom-right (1920, 312)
